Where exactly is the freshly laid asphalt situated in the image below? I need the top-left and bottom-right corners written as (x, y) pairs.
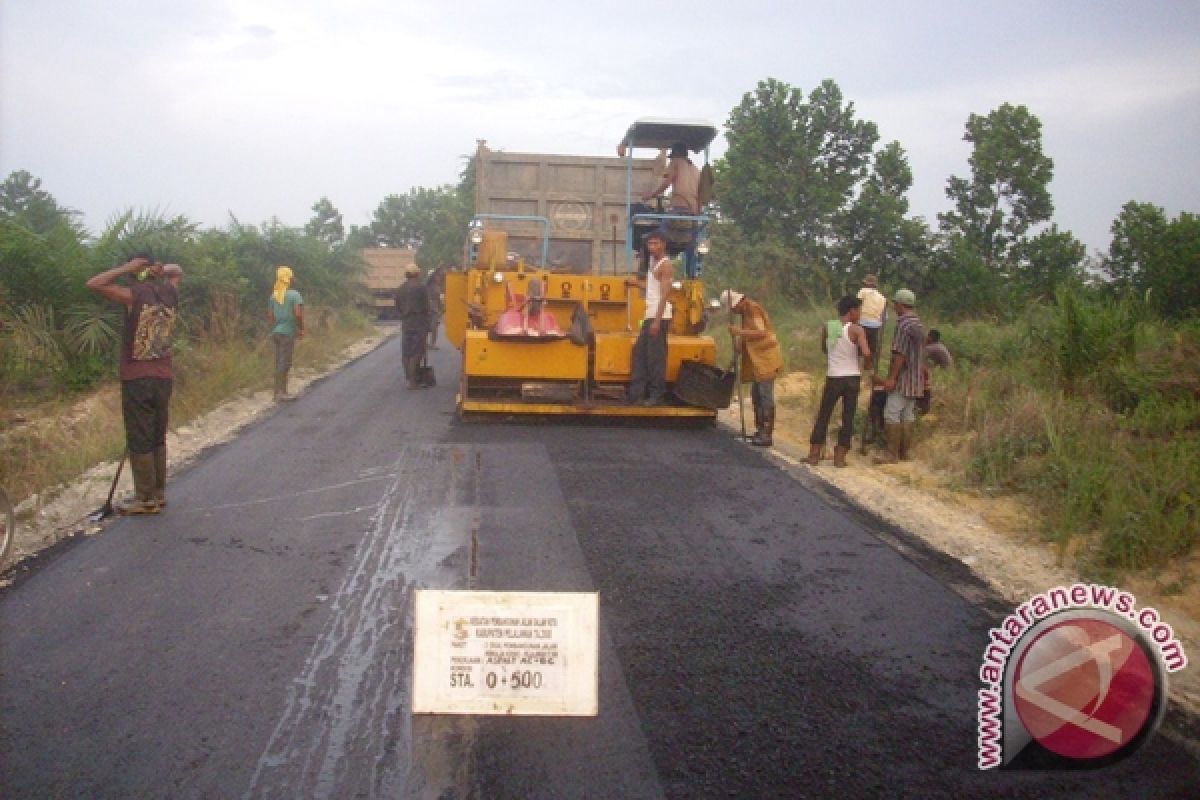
top-left (1, 332), bottom-right (1197, 799)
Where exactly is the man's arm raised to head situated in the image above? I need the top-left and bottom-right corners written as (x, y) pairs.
top-left (87, 257), bottom-right (151, 307)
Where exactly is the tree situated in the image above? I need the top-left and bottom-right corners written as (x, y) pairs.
top-left (719, 78), bottom-right (879, 244)
top-left (832, 141), bottom-right (931, 294)
top-left (1104, 201), bottom-right (1168, 292)
top-left (368, 156), bottom-right (475, 268)
top-left (1016, 225), bottom-right (1087, 302)
top-left (939, 103), bottom-right (1054, 268)
top-left (0, 170), bottom-right (84, 236)
top-left (304, 196), bottom-right (344, 245)
top-left (715, 78), bottom-right (884, 302)
top-left (1104, 202), bottom-right (1200, 318)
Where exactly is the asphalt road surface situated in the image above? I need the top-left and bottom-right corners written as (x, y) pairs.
top-left (2, 333), bottom-right (1197, 799)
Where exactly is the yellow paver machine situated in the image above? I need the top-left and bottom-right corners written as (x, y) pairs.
top-left (445, 119), bottom-right (734, 420)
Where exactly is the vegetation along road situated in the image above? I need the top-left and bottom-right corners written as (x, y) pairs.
top-left (1, 336), bottom-right (1197, 799)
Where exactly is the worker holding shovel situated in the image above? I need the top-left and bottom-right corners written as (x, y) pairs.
top-left (722, 289), bottom-right (783, 447)
top-left (86, 254), bottom-right (183, 515)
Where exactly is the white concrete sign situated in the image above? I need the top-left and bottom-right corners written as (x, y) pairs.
top-left (412, 590), bottom-right (599, 716)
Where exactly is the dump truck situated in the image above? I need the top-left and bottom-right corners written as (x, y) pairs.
top-left (444, 118), bottom-right (727, 419)
top-left (359, 247), bottom-right (418, 318)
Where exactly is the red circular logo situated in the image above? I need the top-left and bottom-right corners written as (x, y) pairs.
top-left (1013, 617), bottom-right (1156, 760)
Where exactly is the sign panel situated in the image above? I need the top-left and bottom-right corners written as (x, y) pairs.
top-left (412, 590), bottom-right (599, 716)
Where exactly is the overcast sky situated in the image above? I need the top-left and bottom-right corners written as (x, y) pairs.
top-left (2, 0), bottom-right (1198, 256)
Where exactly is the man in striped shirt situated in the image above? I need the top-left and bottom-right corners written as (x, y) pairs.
top-left (874, 288), bottom-right (925, 464)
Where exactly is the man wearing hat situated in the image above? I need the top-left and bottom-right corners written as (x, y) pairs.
top-left (874, 288), bottom-right (925, 463)
top-left (723, 288), bottom-right (784, 446)
top-left (856, 274), bottom-right (887, 369)
top-left (394, 263), bottom-right (432, 389)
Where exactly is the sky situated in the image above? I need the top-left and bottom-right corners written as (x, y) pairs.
top-left (2, 0), bottom-right (1198, 257)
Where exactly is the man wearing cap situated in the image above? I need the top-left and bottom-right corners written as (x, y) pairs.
top-left (626, 230), bottom-right (673, 406)
top-left (87, 255), bottom-right (183, 514)
top-left (268, 266), bottom-right (304, 402)
top-left (874, 288), bottom-right (925, 463)
top-left (395, 263), bottom-right (431, 389)
top-left (723, 288), bottom-right (783, 446)
top-left (856, 274), bottom-right (887, 370)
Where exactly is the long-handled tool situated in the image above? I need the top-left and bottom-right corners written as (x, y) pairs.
top-left (732, 333), bottom-right (747, 441)
top-left (89, 452), bottom-right (127, 522)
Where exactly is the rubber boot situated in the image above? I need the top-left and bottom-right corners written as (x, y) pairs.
top-left (119, 452), bottom-right (161, 515)
top-left (750, 408), bottom-right (774, 447)
top-left (274, 372), bottom-right (295, 402)
top-left (833, 446), bottom-right (849, 468)
top-left (899, 422), bottom-right (915, 461)
top-left (279, 370), bottom-right (296, 402)
top-left (873, 423), bottom-right (903, 465)
top-left (153, 446), bottom-right (168, 507)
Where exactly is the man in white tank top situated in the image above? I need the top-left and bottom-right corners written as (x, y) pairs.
top-left (627, 230), bottom-right (673, 406)
top-left (805, 296), bottom-right (872, 467)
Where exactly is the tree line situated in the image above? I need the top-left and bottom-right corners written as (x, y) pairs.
top-left (709, 77), bottom-right (1198, 321)
top-left (2, 75), bottom-right (1195, 396)
top-left (0, 159), bottom-right (474, 396)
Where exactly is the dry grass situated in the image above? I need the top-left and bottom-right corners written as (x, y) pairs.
top-left (0, 307), bottom-right (374, 513)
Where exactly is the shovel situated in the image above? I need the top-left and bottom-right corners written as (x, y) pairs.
top-left (88, 452), bottom-right (127, 522)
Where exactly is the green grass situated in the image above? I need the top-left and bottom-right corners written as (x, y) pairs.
top-left (762, 291), bottom-right (1200, 581)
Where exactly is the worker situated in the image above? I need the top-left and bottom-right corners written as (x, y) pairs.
top-left (426, 266), bottom-right (446, 349)
top-left (917, 329), bottom-right (953, 415)
top-left (722, 288), bottom-right (784, 446)
top-left (642, 142), bottom-right (701, 214)
top-left (626, 230), bottom-right (673, 406)
top-left (394, 264), bottom-right (431, 389)
top-left (86, 255), bottom-right (183, 514)
top-left (806, 296), bottom-right (872, 467)
top-left (268, 266), bottom-right (304, 402)
top-left (874, 289), bottom-right (925, 463)
top-left (857, 274), bottom-right (887, 371)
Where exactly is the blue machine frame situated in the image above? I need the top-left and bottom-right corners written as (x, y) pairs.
top-left (618, 118), bottom-right (718, 278)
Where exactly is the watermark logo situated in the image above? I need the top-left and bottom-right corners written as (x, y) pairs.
top-left (977, 584), bottom-right (1187, 770)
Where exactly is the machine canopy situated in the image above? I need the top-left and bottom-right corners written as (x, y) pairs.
top-left (620, 118), bottom-right (718, 153)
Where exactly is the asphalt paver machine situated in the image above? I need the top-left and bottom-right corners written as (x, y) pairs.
top-left (444, 119), bottom-right (727, 419)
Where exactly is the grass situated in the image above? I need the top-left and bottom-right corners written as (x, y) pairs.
top-left (0, 307), bottom-right (376, 512)
top-left (763, 293), bottom-right (1200, 583)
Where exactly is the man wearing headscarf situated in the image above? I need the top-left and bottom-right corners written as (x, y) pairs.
top-left (722, 288), bottom-right (784, 446)
top-left (87, 254), bottom-right (183, 514)
top-left (268, 266), bottom-right (304, 401)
